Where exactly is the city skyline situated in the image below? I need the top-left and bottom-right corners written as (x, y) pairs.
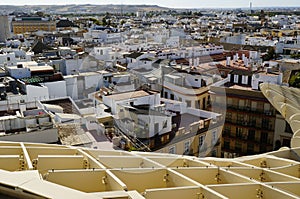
top-left (0, 0), bottom-right (299, 9)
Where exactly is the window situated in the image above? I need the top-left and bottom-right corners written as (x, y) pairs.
top-left (212, 131), bottom-right (217, 144)
top-left (251, 101), bottom-right (257, 111)
top-left (186, 100), bottom-right (191, 107)
top-left (184, 141), bottom-right (190, 154)
top-left (237, 114), bottom-right (244, 125)
top-left (178, 97), bottom-right (182, 102)
top-left (264, 103), bottom-right (270, 112)
top-left (170, 94), bottom-right (174, 100)
top-left (260, 132), bottom-right (268, 143)
top-left (223, 126), bottom-right (231, 135)
top-left (154, 123), bottom-right (159, 133)
top-left (199, 135), bottom-right (205, 147)
top-left (202, 98), bottom-right (206, 109)
top-left (238, 99), bottom-right (245, 109)
top-left (169, 146), bottom-right (176, 154)
top-left (245, 99), bottom-right (251, 109)
top-left (257, 102), bottom-right (264, 111)
top-left (236, 127), bottom-right (243, 138)
top-left (249, 115), bottom-right (256, 126)
top-left (195, 100), bottom-right (200, 109)
top-left (164, 92), bottom-right (168, 98)
top-left (248, 129), bottom-right (255, 141)
top-left (161, 134), bottom-right (169, 144)
top-left (235, 141), bottom-right (242, 151)
top-left (211, 149), bottom-right (217, 157)
top-left (225, 112), bottom-right (232, 122)
top-left (260, 145), bottom-right (266, 153)
top-left (163, 121), bottom-right (167, 128)
top-left (285, 122), bottom-right (293, 134)
top-left (224, 140), bottom-right (230, 149)
top-left (247, 143), bottom-right (254, 154)
top-left (262, 118), bottom-right (269, 129)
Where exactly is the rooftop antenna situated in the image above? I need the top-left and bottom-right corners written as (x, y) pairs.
top-left (121, 0), bottom-right (123, 16)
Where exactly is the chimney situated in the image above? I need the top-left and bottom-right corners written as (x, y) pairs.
top-left (226, 57), bottom-right (231, 66)
top-left (254, 51), bottom-right (258, 59)
top-left (244, 58), bottom-right (249, 67)
top-left (250, 51), bottom-right (257, 59)
top-left (242, 54), bottom-right (245, 62)
top-left (233, 55), bottom-right (237, 62)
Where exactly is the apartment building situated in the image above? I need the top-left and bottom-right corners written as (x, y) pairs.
top-left (161, 61), bottom-right (224, 111)
top-left (210, 67), bottom-right (292, 158)
top-left (162, 71), bottom-right (211, 110)
top-left (94, 88), bottom-right (222, 157)
top-left (12, 17), bottom-right (56, 34)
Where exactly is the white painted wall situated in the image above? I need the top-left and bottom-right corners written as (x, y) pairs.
top-left (103, 92), bottom-right (161, 115)
top-left (187, 108), bottom-right (221, 120)
top-left (65, 76), bottom-right (78, 100)
top-left (151, 115), bottom-right (172, 136)
top-left (26, 85), bottom-right (49, 102)
top-left (0, 52), bottom-right (17, 66)
top-left (252, 73), bottom-right (282, 90)
top-left (7, 67), bottom-right (31, 79)
top-left (185, 74), bottom-right (202, 88)
top-left (85, 73), bottom-right (103, 89)
top-left (65, 59), bottom-right (83, 75)
top-left (0, 116), bottom-right (24, 131)
top-left (0, 128), bottom-right (58, 143)
top-left (137, 114), bottom-right (172, 137)
top-left (85, 117), bottom-right (100, 131)
top-left (42, 81), bottom-right (67, 99)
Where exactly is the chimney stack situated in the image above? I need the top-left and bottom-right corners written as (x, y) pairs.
top-left (226, 57), bottom-right (231, 66)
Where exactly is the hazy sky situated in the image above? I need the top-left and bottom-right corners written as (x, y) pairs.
top-left (1, 0), bottom-right (299, 8)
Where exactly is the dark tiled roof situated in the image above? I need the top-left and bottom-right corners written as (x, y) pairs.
top-left (229, 69), bottom-right (254, 76)
top-left (125, 52), bottom-right (143, 59)
top-left (31, 40), bottom-right (52, 54)
top-left (57, 19), bottom-right (76, 28)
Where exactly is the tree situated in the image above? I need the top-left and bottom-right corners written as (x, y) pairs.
top-left (36, 11), bottom-right (44, 17)
top-left (120, 19), bottom-right (125, 26)
top-left (102, 17), bottom-right (107, 26)
top-left (262, 47), bottom-right (275, 61)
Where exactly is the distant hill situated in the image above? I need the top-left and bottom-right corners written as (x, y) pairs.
top-left (0, 4), bottom-right (171, 15)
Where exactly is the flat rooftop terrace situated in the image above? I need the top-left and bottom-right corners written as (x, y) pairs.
top-left (42, 98), bottom-right (80, 115)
